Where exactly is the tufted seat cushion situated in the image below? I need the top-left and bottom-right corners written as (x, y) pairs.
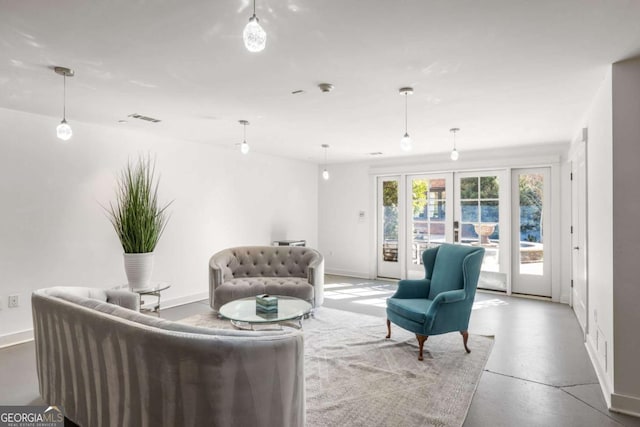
top-left (209, 246), bottom-right (324, 311)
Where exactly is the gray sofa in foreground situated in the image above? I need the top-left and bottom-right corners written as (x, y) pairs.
top-left (209, 246), bottom-right (324, 312)
top-left (32, 287), bottom-right (305, 427)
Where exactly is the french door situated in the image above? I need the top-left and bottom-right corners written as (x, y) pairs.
top-left (511, 168), bottom-right (551, 296)
top-left (376, 169), bottom-right (552, 297)
top-left (455, 171), bottom-right (509, 291)
top-left (406, 174), bottom-right (453, 279)
top-left (377, 176), bottom-right (402, 279)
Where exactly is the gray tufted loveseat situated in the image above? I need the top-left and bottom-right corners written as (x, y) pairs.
top-left (209, 246), bottom-right (324, 312)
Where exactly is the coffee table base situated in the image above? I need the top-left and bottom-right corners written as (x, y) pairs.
top-left (230, 317), bottom-right (304, 330)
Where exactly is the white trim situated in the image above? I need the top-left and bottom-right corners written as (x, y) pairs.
top-left (154, 292), bottom-right (208, 310)
top-left (0, 329), bottom-right (34, 349)
top-left (325, 268), bottom-right (371, 279)
top-left (585, 337), bottom-right (613, 408)
top-left (611, 393), bottom-right (640, 417)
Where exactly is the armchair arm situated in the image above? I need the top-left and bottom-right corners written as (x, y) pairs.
top-left (431, 289), bottom-right (466, 305)
top-left (390, 279), bottom-right (431, 299)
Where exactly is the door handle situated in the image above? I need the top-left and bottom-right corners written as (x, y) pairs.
top-left (573, 246), bottom-right (580, 250)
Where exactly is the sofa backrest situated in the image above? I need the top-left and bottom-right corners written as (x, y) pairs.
top-left (32, 287), bottom-right (305, 427)
top-left (214, 246), bottom-right (321, 280)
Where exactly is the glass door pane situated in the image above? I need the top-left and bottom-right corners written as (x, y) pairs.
top-left (407, 174), bottom-right (452, 278)
top-left (512, 168), bottom-right (551, 296)
top-left (378, 177), bottom-right (401, 279)
top-left (456, 172), bottom-right (507, 291)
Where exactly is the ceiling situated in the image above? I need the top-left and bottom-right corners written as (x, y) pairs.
top-left (2, 0), bottom-right (640, 163)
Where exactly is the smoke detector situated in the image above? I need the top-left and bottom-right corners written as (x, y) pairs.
top-left (318, 83), bottom-right (334, 93)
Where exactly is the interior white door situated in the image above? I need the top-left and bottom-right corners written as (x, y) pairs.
top-left (377, 176), bottom-right (402, 279)
top-left (571, 142), bottom-right (588, 334)
top-left (511, 168), bottom-right (551, 297)
top-left (405, 173), bottom-right (453, 279)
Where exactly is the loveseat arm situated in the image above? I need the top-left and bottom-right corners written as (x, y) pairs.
top-left (105, 289), bottom-right (140, 311)
top-left (307, 254), bottom-right (325, 307)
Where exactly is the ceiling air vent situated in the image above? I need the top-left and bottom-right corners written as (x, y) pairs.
top-left (128, 113), bottom-right (161, 123)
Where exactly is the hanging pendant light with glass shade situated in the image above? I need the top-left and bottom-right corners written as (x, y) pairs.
top-left (54, 66), bottom-right (74, 142)
top-left (238, 120), bottom-right (250, 154)
top-left (243, 0), bottom-right (266, 52)
top-left (450, 127), bottom-right (460, 161)
top-left (399, 87), bottom-right (413, 151)
top-left (321, 144), bottom-right (330, 180)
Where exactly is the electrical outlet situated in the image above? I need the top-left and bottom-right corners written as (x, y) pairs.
top-left (8, 294), bottom-right (19, 308)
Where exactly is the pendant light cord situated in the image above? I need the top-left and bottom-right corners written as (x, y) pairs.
top-left (62, 74), bottom-right (67, 120)
top-left (453, 130), bottom-right (456, 150)
top-left (253, 0), bottom-right (256, 17)
top-left (243, 122), bottom-right (247, 142)
top-left (404, 92), bottom-right (408, 134)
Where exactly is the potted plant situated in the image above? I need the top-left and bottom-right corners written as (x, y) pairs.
top-left (105, 155), bottom-right (172, 291)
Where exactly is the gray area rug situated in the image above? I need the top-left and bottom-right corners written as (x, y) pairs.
top-left (179, 307), bottom-right (493, 427)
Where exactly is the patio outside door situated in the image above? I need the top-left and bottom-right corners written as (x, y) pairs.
top-left (455, 171), bottom-right (509, 291)
top-left (511, 168), bottom-right (551, 297)
top-left (377, 176), bottom-right (402, 279)
top-left (406, 174), bottom-right (453, 279)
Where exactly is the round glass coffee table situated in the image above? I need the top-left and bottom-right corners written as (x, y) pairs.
top-left (219, 296), bottom-right (312, 330)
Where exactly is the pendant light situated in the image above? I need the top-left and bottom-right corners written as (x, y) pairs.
top-left (399, 87), bottom-right (413, 151)
top-left (321, 144), bottom-right (330, 180)
top-left (450, 127), bottom-right (460, 161)
top-left (54, 66), bottom-right (74, 141)
top-left (239, 120), bottom-right (250, 154)
top-left (243, 0), bottom-right (266, 52)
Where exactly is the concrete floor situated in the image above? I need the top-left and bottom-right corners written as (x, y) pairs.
top-left (2, 274), bottom-right (639, 426)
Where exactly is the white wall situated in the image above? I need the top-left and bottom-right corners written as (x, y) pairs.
top-left (318, 145), bottom-right (570, 303)
top-left (580, 68), bottom-right (615, 401)
top-left (611, 57), bottom-right (640, 414)
top-left (318, 162), bottom-right (372, 277)
top-left (0, 108), bottom-right (318, 346)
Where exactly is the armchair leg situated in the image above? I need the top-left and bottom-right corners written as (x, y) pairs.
top-left (416, 334), bottom-right (428, 361)
top-left (385, 319), bottom-right (391, 339)
top-left (461, 330), bottom-right (471, 353)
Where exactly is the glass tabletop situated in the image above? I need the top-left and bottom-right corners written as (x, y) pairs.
top-left (131, 283), bottom-right (171, 294)
top-left (219, 296), bottom-right (312, 324)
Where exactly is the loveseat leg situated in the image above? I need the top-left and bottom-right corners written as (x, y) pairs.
top-left (385, 319), bottom-right (391, 339)
top-left (461, 330), bottom-right (471, 353)
top-left (416, 334), bottom-right (428, 361)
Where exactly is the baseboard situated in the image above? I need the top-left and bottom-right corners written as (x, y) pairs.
top-left (611, 393), bottom-right (640, 417)
top-left (559, 293), bottom-right (571, 304)
top-left (325, 269), bottom-right (371, 279)
top-left (585, 336), bottom-right (613, 408)
top-left (0, 329), bottom-right (34, 349)
top-left (151, 291), bottom-right (209, 310)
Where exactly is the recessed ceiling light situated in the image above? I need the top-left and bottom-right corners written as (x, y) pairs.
top-left (118, 119), bottom-right (128, 124)
top-left (291, 89), bottom-right (305, 95)
top-left (369, 152), bottom-right (383, 156)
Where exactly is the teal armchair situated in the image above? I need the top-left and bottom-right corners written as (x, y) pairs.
top-left (386, 243), bottom-right (485, 360)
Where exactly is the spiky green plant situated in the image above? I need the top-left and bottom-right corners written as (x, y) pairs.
top-left (105, 156), bottom-right (172, 253)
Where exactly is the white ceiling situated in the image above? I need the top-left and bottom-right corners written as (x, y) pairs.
top-left (2, 0), bottom-right (640, 163)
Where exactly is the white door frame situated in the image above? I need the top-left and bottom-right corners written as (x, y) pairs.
top-left (376, 176), bottom-right (402, 279)
top-left (454, 170), bottom-right (511, 292)
top-left (570, 140), bottom-right (589, 335)
top-left (511, 167), bottom-right (552, 297)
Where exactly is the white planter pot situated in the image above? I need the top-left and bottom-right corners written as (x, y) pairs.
top-left (124, 252), bottom-right (154, 291)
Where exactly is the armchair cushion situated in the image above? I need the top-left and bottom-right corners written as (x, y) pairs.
top-left (386, 298), bottom-right (432, 324)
